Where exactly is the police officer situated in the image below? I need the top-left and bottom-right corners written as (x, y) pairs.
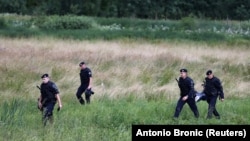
top-left (76, 61), bottom-right (93, 105)
top-left (173, 69), bottom-right (199, 119)
top-left (203, 70), bottom-right (224, 119)
top-left (38, 73), bottom-right (62, 126)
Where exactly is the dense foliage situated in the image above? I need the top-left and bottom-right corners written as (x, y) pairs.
top-left (0, 0), bottom-right (249, 20)
top-left (0, 15), bottom-right (249, 46)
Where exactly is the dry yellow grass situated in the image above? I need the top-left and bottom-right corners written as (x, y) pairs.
top-left (0, 37), bottom-right (249, 102)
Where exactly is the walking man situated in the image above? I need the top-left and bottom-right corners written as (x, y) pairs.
top-left (38, 73), bottom-right (62, 126)
top-left (76, 61), bottom-right (94, 105)
top-left (173, 68), bottom-right (199, 119)
top-left (203, 70), bottom-right (224, 119)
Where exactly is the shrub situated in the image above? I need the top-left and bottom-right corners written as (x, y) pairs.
top-left (178, 16), bottom-right (197, 30)
top-left (0, 17), bottom-right (7, 29)
top-left (35, 15), bottom-right (98, 30)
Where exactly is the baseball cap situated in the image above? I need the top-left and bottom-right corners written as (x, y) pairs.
top-left (206, 70), bottom-right (212, 75)
top-left (41, 73), bottom-right (49, 78)
top-left (180, 68), bottom-right (188, 73)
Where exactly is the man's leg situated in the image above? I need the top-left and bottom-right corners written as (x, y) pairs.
top-left (47, 103), bottom-right (55, 124)
top-left (206, 95), bottom-right (218, 119)
top-left (42, 106), bottom-right (48, 125)
top-left (43, 103), bottom-right (55, 126)
top-left (76, 86), bottom-right (85, 105)
top-left (174, 98), bottom-right (185, 118)
top-left (213, 108), bottom-right (220, 119)
top-left (187, 98), bottom-right (199, 118)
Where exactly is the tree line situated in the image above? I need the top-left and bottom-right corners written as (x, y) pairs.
top-left (0, 0), bottom-right (249, 20)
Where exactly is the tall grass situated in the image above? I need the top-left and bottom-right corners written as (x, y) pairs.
top-left (0, 38), bottom-right (249, 140)
top-left (0, 97), bottom-right (249, 141)
top-left (0, 37), bottom-right (249, 98)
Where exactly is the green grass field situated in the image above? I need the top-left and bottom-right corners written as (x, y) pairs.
top-left (0, 37), bottom-right (249, 140)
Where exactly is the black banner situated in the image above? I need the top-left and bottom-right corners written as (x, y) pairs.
top-left (132, 125), bottom-right (250, 141)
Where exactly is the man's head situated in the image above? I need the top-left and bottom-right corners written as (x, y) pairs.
top-left (41, 73), bottom-right (50, 83)
top-left (79, 61), bottom-right (86, 69)
top-left (206, 70), bottom-right (213, 79)
top-left (180, 68), bottom-right (188, 78)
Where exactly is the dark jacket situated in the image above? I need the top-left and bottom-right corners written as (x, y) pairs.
top-left (80, 67), bottom-right (92, 85)
top-left (40, 81), bottom-right (59, 105)
top-left (178, 76), bottom-right (196, 98)
top-left (204, 76), bottom-right (224, 99)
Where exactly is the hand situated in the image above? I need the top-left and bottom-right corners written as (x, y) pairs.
top-left (182, 95), bottom-right (188, 101)
top-left (38, 102), bottom-right (42, 109)
top-left (220, 98), bottom-right (224, 102)
top-left (57, 104), bottom-right (62, 111)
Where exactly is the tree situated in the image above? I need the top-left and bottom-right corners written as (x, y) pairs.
top-left (0, 0), bottom-right (27, 14)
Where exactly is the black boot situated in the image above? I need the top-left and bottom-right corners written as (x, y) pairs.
top-left (79, 98), bottom-right (85, 105)
top-left (206, 107), bottom-right (214, 119)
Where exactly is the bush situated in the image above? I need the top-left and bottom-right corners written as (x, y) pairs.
top-left (0, 17), bottom-right (7, 29)
top-left (35, 15), bottom-right (98, 30)
top-left (178, 16), bottom-right (197, 30)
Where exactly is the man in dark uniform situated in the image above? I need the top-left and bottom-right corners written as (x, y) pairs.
top-left (203, 70), bottom-right (224, 119)
top-left (38, 73), bottom-right (62, 126)
top-left (173, 69), bottom-right (199, 119)
top-left (76, 61), bottom-right (94, 105)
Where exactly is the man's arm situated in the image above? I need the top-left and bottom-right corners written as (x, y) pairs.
top-left (38, 95), bottom-right (43, 109)
top-left (214, 78), bottom-right (224, 100)
top-left (87, 68), bottom-right (93, 89)
top-left (188, 79), bottom-right (195, 98)
top-left (56, 94), bottom-right (62, 109)
top-left (51, 82), bottom-right (62, 108)
top-left (88, 77), bottom-right (93, 89)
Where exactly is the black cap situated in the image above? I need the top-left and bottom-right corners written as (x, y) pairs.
top-left (180, 68), bottom-right (188, 73)
top-left (206, 70), bottom-right (212, 75)
top-left (79, 61), bottom-right (85, 66)
top-left (41, 73), bottom-right (49, 78)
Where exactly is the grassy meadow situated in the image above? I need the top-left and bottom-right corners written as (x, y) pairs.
top-left (0, 37), bottom-right (250, 141)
